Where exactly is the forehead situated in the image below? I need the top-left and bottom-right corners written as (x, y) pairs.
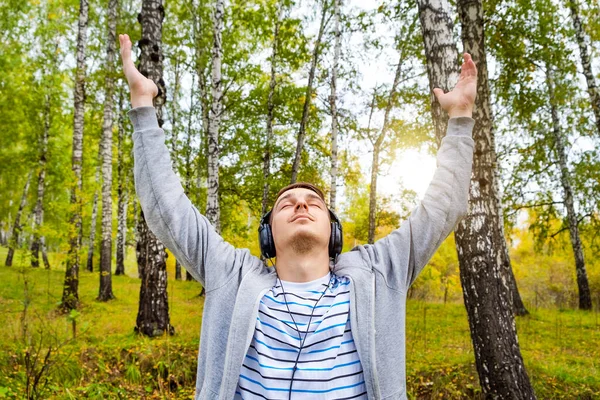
top-left (274, 188), bottom-right (324, 206)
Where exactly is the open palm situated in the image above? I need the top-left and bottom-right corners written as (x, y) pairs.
top-left (119, 34), bottom-right (157, 107)
top-left (434, 53), bottom-right (478, 118)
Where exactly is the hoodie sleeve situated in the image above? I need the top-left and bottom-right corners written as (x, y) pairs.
top-left (129, 106), bottom-right (258, 292)
top-left (352, 117), bottom-right (475, 292)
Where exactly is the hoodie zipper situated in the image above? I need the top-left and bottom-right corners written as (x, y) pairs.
top-left (371, 271), bottom-right (381, 398)
top-left (244, 287), bottom-right (271, 351)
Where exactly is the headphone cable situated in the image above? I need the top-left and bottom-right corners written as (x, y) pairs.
top-left (278, 274), bottom-right (332, 400)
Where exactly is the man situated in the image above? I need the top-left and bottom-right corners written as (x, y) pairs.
top-left (120, 31), bottom-right (477, 400)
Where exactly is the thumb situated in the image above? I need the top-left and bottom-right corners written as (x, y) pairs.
top-left (433, 88), bottom-right (444, 102)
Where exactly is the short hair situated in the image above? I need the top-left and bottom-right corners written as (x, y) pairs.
top-left (269, 182), bottom-right (327, 223)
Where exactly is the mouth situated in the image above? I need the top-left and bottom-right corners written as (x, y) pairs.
top-left (291, 215), bottom-right (312, 222)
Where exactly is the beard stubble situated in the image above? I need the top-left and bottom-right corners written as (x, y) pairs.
top-left (290, 230), bottom-right (322, 254)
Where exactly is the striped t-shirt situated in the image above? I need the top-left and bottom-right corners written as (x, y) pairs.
top-left (234, 271), bottom-right (367, 399)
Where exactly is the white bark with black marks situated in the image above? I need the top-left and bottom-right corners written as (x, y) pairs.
top-left (86, 168), bottom-right (99, 272)
top-left (329, 0), bottom-right (341, 212)
top-left (62, 0), bottom-right (89, 311)
top-left (135, 0), bottom-right (173, 336)
top-left (545, 64), bottom-right (592, 310)
top-left (418, 0), bottom-right (537, 396)
top-left (206, 0), bottom-right (224, 233)
top-left (417, 0), bottom-right (459, 147)
top-left (367, 19), bottom-right (414, 244)
top-left (116, 87), bottom-right (128, 276)
top-left (262, 2), bottom-right (282, 215)
top-left (567, 0), bottom-right (600, 136)
top-left (5, 172), bottom-right (33, 267)
top-left (98, 0), bottom-right (118, 301)
top-left (31, 94), bottom-right (51, 269)
top-left (290, 1), bottom-right (329, 183)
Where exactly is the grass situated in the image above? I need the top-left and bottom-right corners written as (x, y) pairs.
top-left (0, 246), bottom-right (599, 399)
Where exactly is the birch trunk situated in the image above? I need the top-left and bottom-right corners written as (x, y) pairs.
top-left (262, 2), bottom-right (281, 215)
top-left (567, 0), bottom-right (600, 136)
top-left (206, 0), bottom-right (224, 233)
top-left (545, 65), bottom-right (592, 310)
top-left (115, 88), bottom-right (127, 276)
top-left (417, 0), bottom-right (459, 146)
top-left (135, 0), bottom-right (173, 336)
top-left (461, 0), bottom-right (528, 317)
top-left (5, 172), bottom-right (33, 267)
top-left (86, 168), bottom-right (99, 272)
top-left (329, 0), bottom-right (341, 211)
top-left (31, 94), bottom-right (51, 269)
top-left (179, 74), bottom-right (197, 282)
top-left (419, 0), bottom-right (536, 396)
top-left (290, 1), bottom-right (328, 183)
top-left (456, 0), bottom-right (535, 395)
top-left (192, 0), bottom-right (210, 214)
top-left (62, 0), bottom-right (88, 311)
top-left (368, 31), bottom-right (408, 244)
top-left (98, 0), bottom-right (118, 301)
top-left (170, 58), bottom-right (184, 281)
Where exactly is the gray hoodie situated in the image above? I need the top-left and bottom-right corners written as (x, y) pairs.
top-left (129, 106), bottom-right (475, 399)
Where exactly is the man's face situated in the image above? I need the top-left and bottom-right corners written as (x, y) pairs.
top-left (270, 188), bottom-right (331, 255)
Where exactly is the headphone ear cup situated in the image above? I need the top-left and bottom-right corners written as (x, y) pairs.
top-left (258, 211), bottom-right (276, 259)
top-left (328, 211), bottom-right (343, 259)
top-left (259, 222), bottom-right (276, 259)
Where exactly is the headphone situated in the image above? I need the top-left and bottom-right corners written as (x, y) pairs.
top-left (258, 208), bottom-right (343, 260)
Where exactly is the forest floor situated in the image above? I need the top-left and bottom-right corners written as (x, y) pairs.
top-left (0, 247), bottom-right (598, 399)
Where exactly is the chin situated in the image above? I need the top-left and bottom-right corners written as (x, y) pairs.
top-left (288, 230), bottom-right (327, 254)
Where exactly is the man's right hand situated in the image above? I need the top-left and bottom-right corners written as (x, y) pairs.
top-left (119, 33), bottom-right (158, 108)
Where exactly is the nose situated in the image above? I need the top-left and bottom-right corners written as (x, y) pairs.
top-left (294, 198), bottom-right (309, 212)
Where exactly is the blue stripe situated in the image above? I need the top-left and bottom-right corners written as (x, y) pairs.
top-left (257, 318), bottom-right (301, 340)
top-left (253, 337), bottom-right (297, 353)
top-left (314, 322), bottom-right (348, 333)
top-left (246, 355), bottom-right (361, 372)
top-left (240, 374), bottom-right (365, 393)
top-left (307, 339), bottom-right (354, 354)
top-left (264, 295), bottom-right (350, 309)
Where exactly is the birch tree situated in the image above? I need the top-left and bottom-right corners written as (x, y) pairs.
top-left (290, 0), bottom-right (328, 183)
top-left (98, 0), bottom-right (118, 301)
top-left (135, 0), bottom-right (173, 337)
top-left (30, 93), bottom-right (51, 269)
top-left (262, 1), bottom-right (282, 215)
top-left (5, 172), bottom-right (32, 267)
top-left (567, 0), bottom-right (600, 136)
top-left (418, 0), bottom-right (535, 396)
top-left (206, 0), bottom-right (224, 233)
top-left (457, 0), bottom-right (535, 394)
top-left (329, 0), bottom-right (341, 211)
top-left (115, 88), bottom-right (128, 276)
top-left (367, 16), bottom-right (415, 244)
top-left (85, 169), bottom-right (99, 272)
top-left (62, 0), bottom-right (89, 311)
top-left (545, 65), bottom-right (592, 310)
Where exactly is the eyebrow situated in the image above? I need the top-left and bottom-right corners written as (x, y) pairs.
top-left (274, 192), bottom-right (325, 209)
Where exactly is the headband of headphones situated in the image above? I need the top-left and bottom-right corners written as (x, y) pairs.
top-left (258, 208), bottom-right (343, 259)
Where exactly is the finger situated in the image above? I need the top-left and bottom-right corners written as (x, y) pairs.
top-left (433, 88), bottom-right (444, 102)
top-left (119, 35), bottom-right (139, 82)
top-left (119, 34), bottom-right (133, 64)
top-left (461, 55), bottom-right (477, 77)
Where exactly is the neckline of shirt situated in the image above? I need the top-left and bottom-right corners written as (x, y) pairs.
top-left (277, 271), bottom-right (332, 292)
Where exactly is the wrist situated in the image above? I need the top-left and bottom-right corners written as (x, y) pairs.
top-left (131, 95), bottom-right (154, 108)
top-left (448, 107), bottom-right (473, 119)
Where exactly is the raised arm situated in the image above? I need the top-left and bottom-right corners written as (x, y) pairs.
top-left (351, 54), bottom-right (477, 292)
top-left (120, 34), bottom-right (255, 291)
